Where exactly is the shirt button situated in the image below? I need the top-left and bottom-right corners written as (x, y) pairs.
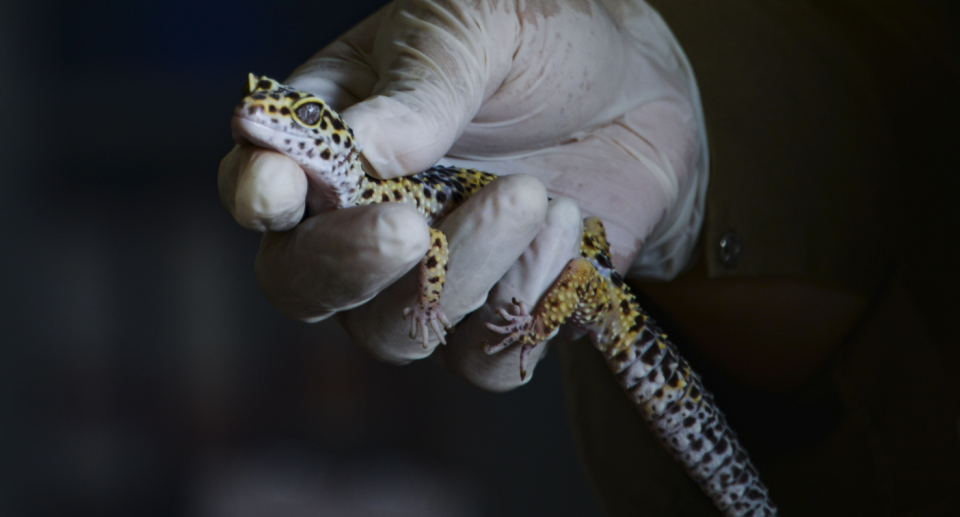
top-left (718, 231), bottom-right (742, 266)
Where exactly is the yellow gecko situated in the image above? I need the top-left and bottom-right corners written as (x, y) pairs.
top-left (232, 74), bottom-right (777, 517)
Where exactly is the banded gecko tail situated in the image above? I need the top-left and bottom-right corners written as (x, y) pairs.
top-left (486, 217), bottom-right (777, 517)
top-left (606, 324), bottom-right (778, 517)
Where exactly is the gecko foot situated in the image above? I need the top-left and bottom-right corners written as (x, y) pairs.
top-left (403, 302), bottom-right (452, 349)
top-left (483, 298), bottom-right (537, 380)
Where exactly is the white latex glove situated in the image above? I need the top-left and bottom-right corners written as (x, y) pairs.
top-left (218, 0), bottom-right (707, 391)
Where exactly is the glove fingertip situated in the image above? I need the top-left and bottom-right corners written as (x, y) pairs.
top-left (342, 96), bottom-right (455, 178)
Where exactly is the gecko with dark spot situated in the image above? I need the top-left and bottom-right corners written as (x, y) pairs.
top-left (232, 74), bottom-right (778, 517)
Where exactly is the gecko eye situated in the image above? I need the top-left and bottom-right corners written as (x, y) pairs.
top-left (294, 103), bottom-right (322, 126)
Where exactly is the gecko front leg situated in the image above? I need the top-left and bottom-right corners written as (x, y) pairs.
top-left (403, 227), bottom-right (453, 348)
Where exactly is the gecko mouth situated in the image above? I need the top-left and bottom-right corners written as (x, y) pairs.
top-left (231, 115), bottom-right (351, 172)
top-left (231, 115), bottom-right (303, 149)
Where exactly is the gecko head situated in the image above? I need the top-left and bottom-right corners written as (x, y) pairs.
top-left (232, 74), bottom-right (359, 181)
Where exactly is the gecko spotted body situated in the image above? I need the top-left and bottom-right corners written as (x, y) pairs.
top-left (233, 74), bottom-right (778, 517)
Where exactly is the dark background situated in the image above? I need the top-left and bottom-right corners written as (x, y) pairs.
top-left (0, 1), bottom-right (604, 516)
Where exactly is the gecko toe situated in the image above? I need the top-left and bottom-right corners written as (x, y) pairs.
top-left (430, 318), bottom-right (446, 345)
top-left (519, 344), bottom-right (536, 380)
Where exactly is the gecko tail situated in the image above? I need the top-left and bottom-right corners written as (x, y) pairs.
top-left (605, 334), bottom-right (778, 517)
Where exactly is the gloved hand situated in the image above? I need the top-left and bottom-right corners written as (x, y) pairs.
top-left (218, 0), bottom-right (706, 391)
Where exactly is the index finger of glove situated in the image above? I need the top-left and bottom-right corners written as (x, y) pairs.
top-left (328, 0), bottom-right (519, 178)
top-left (282, 5), bottom-right (387, 112)
top-left (281, 1), bottom-right (513, 178)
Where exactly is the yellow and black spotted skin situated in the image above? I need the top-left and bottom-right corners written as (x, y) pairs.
top-left (234, 74), bottom-right (496, 344)
top-left (233, 75), bottom-right (778, 517)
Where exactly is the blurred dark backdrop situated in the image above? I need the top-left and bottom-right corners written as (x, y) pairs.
top-left (0, 1), bottom-right (603, 516)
